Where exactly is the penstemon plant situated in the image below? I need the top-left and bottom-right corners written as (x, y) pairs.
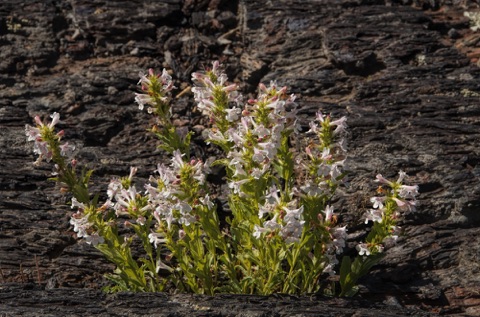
top-left (25, 61), bottom-right (419, 296)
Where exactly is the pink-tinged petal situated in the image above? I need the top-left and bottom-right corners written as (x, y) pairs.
top-left (375, 174), bottom-right (393, 186)
top-left (25, 124), bottom-right (41, 141)
top-left (399, 184), bottom-right (419, 199)
top-left (324, 205), bottom-right (334, 222)
top-left (49, 112), bottom-right (60, 128)
top-left (34, 115), bottom-right (43, 126)
top-left (397, 170), bottom-right (407, 183)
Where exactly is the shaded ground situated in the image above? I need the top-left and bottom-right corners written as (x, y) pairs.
top-left (1, 0), bottom-right (480, 316)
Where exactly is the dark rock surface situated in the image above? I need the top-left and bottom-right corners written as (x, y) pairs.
top-left (1, 0), bottom-right (480, 316)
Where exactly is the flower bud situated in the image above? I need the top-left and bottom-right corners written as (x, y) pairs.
top-left (178, 229), bottom-right (186, 240)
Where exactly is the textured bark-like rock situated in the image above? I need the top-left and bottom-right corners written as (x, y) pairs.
top-left (1, 0), bottom-right (479, 316)
top-left (0, 284), bottom-right (431, 317)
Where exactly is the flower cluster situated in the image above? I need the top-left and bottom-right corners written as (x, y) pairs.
top-left (253, 185), bottom-right (305, 243)
top-left (191, 61), bottom-right (242, 135)
top-left (299, 111), bottom-right (347, 197)
top-left (191, 63), bottom-right (351, 286)
top-left (357, 171), bottom-right (419, 256)
top-left (26, 61), bottom-right (419, 297)
top-left (145, 150), bottom-right (212, 232)
top-left (135, 68), bottom-right (175, 115)
top-left (227, 82), bottom-right (298, 182)
top-left (69, 198), bottom-right (105, 246)
top-left (25, 113), bottom-right (75, 165)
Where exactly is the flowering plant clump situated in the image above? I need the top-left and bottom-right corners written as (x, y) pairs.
top-left (25, 61), bottom-right (419, 296)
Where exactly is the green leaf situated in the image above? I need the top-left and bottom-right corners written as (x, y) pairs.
top-left (339, 255), bottom-right (352, 288)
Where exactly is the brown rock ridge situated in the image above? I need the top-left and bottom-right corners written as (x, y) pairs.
top-left (1, 0), bottom-right (479, 316)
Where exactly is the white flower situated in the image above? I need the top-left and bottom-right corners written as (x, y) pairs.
top-left (148, 232), bottom-right (166, 249)
top-left (280, 205), bottom-right (305, 243)
top-left (171, 150), bottom-right (185, 170)
top-left (263, 215), bottom-right (282, 231)
top-left (331, 226), bottom-right (347, 254)
top-left (252, 148), bottom-right (268, 163)
top-left (370, 196), bottom-right (385, 209)
top-left (199, 194), bottom-right (214, 210)
top-left (155, 258), bottom-right (173, 273)
top-left (399, 184), bottom-right (419, 199)
top-left (324, 205), bottom-right (334, 222)
top-left (25, 124), bottom-right (41, 142)
top-left (330, 160), bottom-right (345, 180)
top-left (307, 120), bottom-right (319, 134)
top-left (396, 170), bottom-right (407, 183)
top-left (134, 93), bottom-right (154, 110)
top-left (283, 205), bottom-right (304, 223)
top-left (59, 142), bottom-right (75, 158)
top-left (225, 107), bottom-right (241, 122)
top-left (49, 112), bottom-right (60, 128)
top-left (331, 116), bottom-right (347, 135)
top-left (375, 174), bottom-right (393, 186)
top-left (154, 163), bottom-right (176, 186)
top-left (230, 160), bottom-right (247, 177)
top-left (356, 243), bottom-right (371, 256)
top-left (227, 129), bottom-right (245, 147)
top-left (253, 225), bottom-right (269, 239)
top-left (322, 263), bottom-right (335, 276)
top-left (84, 234), bottom-right (104, 246)
top-left (317, 163), bottom-right (331, 177)
top-left (265, 185), bottom-right (281, 205)
top-left (251, 165), bottom-right (269, 179)
top-left (70, 212), bottom-right (90, 238)
top-left (228, 178), bottom-right (249, 195)
top-left (253, 124), bottom-right (270, 139)
top-left (137, 70), bottom-right (152, 86)
top-left (258, 141), bottom-right (277, 160)
top-left (114, 186), bottom-right (138, 215)
top-left (71, 197), bottom-right (86, 210)
top-left (365, 208), bottom-right (384, 224)
top-left (107, 178), bottom-right (123, 200)
top-left (300, 182), bottom-right (324, 196)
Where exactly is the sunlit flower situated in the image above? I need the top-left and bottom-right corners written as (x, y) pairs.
top-left (148, 232), bottom-right (167, 249)
top-left (225, 107), bottom-right (241, 122)
top-left (324, 205), bottom-right (334, 222)
top-left (107, 178), bottom-right (123, 200)
top-left (365, 208), bottom-right (384, 224)
top-left (70, 212), bottom-right (90, 238)
top-left (399, 184), bottom-right (419, 199)
top-left (370, 196), bottom-right (385, 209)
top-left (356, 243), bottom-right (371, 256)
top-left (134, 93), bottom-right (154, 110)
top-left (375, 174), bottom-right (393, 186)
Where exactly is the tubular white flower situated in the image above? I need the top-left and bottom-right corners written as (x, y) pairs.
top-left (84, 234), bottom-right (104, 246)
top-left (70, 212), bottom-right (90, 238)
top-left (370, 196), bottom-right (385, 209)
top-left (399, 184), bottom-right (419, 199)
top-left (107, 178), bottom-right (123, 200)
top-left (375, 174), bottom-right (393, 186)
top-left (225, 107), bottom-right (241, 122)
top-left (59, 142), bottom-right (75, 158)
top-left (148, 232), bottom-right (167, 249)
top-left (365, 208), bottom-right (384, 224)
top-left (331, 226), bottom-right (347, 254)
top-left (324, 205), bottom-right (334, 222)
top-left (49, 112), bottom-right (60, 128)
top-left (356, 243), bottom-right (371, 256)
